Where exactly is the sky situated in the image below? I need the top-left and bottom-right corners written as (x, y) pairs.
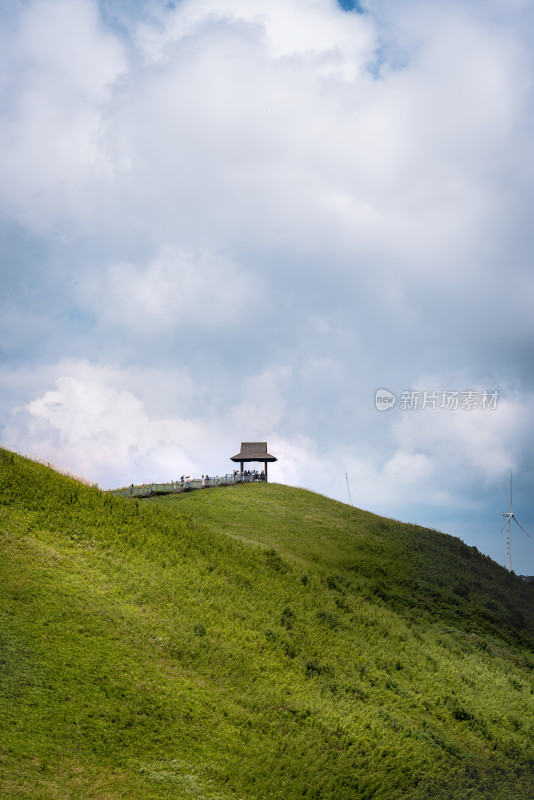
top-left (1, 0), bottom-right (534, 573)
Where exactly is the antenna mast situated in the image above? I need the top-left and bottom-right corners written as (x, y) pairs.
top-left (346, 472), bottom-right (353, 506)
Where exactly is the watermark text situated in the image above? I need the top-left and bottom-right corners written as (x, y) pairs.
top-left (375, 389), bottom-right (499, 412)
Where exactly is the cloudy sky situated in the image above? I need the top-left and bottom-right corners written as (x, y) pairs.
top-left (2, 0), bottom-right (534, 573)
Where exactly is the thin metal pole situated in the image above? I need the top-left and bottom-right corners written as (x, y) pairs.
top-left (346, 473), bottom-right (353, 506)
top-left (507, 517), bottom-right (512, 572)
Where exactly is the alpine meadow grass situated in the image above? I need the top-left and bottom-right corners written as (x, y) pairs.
top-left (1, 448), bottom-right (533, 799)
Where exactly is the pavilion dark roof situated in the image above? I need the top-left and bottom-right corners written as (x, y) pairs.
top-left (230, 442), bottom-right (277, 462)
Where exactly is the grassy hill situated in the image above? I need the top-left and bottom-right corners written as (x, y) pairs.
top-left (1, 448), bottom-right (534, 800)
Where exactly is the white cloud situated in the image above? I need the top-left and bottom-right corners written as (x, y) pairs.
top-left (101, 0), bottom-right (531, 287)
top-left (0, 0), bottom-right (126, 227)
top-left (83, 247), bottom-right (258, 333)
top-left (3, 0), bottom-right (531, 289)
top-left (389, 388), bottom-right (533, 486)
top-left (4, 367), bottom-right (200, 486)
top-left (135, 0), bottom-right (375, 78)
top-left (383, 449), bottom-right (432, 481)
top-left (228, 366), bottom-right (292, 433)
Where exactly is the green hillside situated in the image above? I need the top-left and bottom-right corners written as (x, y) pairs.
top-left (1, 448), bottom-right (533, 800)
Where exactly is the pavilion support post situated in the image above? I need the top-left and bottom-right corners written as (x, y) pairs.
top-left (240, 461), bottom-right (244, 476)
top-left (265, 461), bottom-right (268, 483)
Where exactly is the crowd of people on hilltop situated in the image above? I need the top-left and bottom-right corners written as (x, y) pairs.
top-left (232, 468), bottom-right (265, 481)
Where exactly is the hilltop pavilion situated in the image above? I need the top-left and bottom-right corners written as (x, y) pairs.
top-left (230, 442), bottom-right (277, 482)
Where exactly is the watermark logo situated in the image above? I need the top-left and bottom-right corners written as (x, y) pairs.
top-left (375, 389), bottom-right (499, 411)
top-left (375, 388), bottom-right (397, 411)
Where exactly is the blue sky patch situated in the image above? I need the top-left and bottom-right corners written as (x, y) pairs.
top-left (337, 0), bottom-right (364, 12)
